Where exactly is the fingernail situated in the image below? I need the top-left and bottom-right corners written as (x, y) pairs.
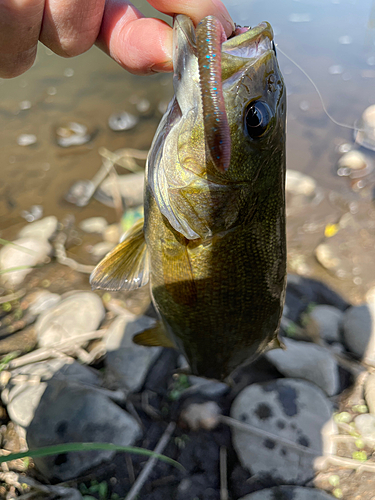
top-left (211, 0), bottom-right (235, 36)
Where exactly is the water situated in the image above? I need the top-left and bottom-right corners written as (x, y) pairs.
top-left (0, 0), bottom-right (375, 300)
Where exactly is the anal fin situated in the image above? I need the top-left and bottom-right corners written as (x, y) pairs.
top-left (133, 322), bottom-right (176, 349)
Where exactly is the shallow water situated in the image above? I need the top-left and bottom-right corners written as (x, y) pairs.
top-left (0, 0), bottom-right (375, 301)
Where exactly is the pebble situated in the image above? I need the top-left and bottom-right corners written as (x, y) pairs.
top-left (354, 413), bottom-right (375, 446)
top-left (342, 304), bottom-right (373, 360)
top-left (364, 373), bottom-right (375, 414)
top-left (17, 133), bottom-right (37, 146)
top-left (89, 241), bottom-right (115, 259)
top-left (36, 292), bottom-right (105, 347)
top-left (309, 305), bottom-right (343, 343)
top-left (354, 104), bottom-right (375, 151)
top-left (26, 381), bottom-right (142, 481)
top-left (265, 338), bottom-right (339, 396)
top-left (105, 314), bottom-right (161, 392)
top-left (65, 179), bottom-right (95, 207)
top-left (28, 290), bottom-right (61, 316)
top-left (21, 204), bottom-right (43, 222)
top-left (238, 486), bottom-right (334, 499)
top-left (180, 401), bottom-right (221, 431)
top-left (55, 122), bottom-right (91, 147)
top-left (94, 173), bottom-right (144, 208)
top-left (0, 237), bottom-right (52, 287)
top-left (79, 217), bottom-right (108, 234)
top-left (230, 378), bottom-right (332, 484)
top-left (17, 216), bottom-right (58, 241)
top-left (2, 358), bottom-right (100, 428)
top-left (337, 150), bottom-right (369, 171)
top-left (108, 111), bottom-right (139, 131)
top-left (286, 170), bottom-right (317, 197)
top-left (315, 243), bottom-right (341, 273)
top-left (103, 223), bottom-right (121, 244)
top-left (185, 375), bottom-right (230, 398)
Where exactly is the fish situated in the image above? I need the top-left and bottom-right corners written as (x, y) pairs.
top-left (90, 14), bottom-right (287, 381)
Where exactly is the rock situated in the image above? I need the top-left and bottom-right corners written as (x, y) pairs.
top-left (342, 305), bottom-right (373, 359)
top-left (354, 413), bottom-right (375, 446)
top-left (337, 150), bottom-right (369, 170)
top-left (65, 180), bottom-right (95, 207)
top-left (185, 375), bottom-right (230, 398)
top-left (238, 486), bottom-right (334, 499)
top-left (17, 216), bottom-right (58, 241)
top-left (94, 173), bottom-right (144, 209)
top-left (79, 217), bottom-right (108, 233)
top-left (354, 104), bottom-right (375, 151)
top-left (105, 315), bottom-right (161, 392)
top-left (36, 292), bottom-right (105, 347)
top-left (177, 474), bottom-right (218, 500)
top-left (103, 223), bottom-right (121, 244)
top-left (28, 290), bottom-right (61, 316)
top-left (364, 373), bottom-right (375, 414)
top-left (286, 170), bottom-right (317, 196)
top-left (108, 111), bottom-right (139, 131)
top-left (17, 133), bottom-right (37, 146)
top-left (309, 305), bottom-right (343, 343)
top-left (89, 241), bottom-right (115, 259)
top-left (315, 243), bottom-right (341, 273)
top-left (20, 204), bottom-right (43, 223)
top-left (2, 358), bottom-right (100, 428)
top-left (26, 381), bottom-right (142, 481)
top-left (180, 402), bottom-right (221, 431)
top-left (265, 338), bottom-right (339, 396)
top-left (55, 121), bottom-right (93, 147)
top-left (0, 237), bottom-right (52, 287)
top-left (230, 378), bottom-right (332, 484)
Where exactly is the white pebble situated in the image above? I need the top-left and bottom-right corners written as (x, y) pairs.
top-left (17, 134), bottom-right (37, 146)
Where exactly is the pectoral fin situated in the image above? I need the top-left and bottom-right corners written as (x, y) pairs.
top-left (90, 218), bottom-right (149, 291)
top-left (267, 335), bottom-right (286, 351)
top-left (133, 322), bottom-right (176, 349)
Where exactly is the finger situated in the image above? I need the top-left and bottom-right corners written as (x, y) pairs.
top-left (96, 0), bottom-right (173, 75)
top-left (147, 0), bottom-right (235, 37)
top-left (39, 0), bottom-right (106, 57)
top-left (0, 0), bottom-right (44, 78)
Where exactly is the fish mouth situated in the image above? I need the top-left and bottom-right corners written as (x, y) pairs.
top-left (222, 22), bottom-right (274, 61)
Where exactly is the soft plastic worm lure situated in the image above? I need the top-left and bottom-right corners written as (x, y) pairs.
top-left (196, 16), bottom-right (231, 172)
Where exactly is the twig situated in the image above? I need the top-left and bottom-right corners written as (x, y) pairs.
top-left (126, 454), bottom-right (135, 484)
top-left (220, 446), bottom-right (228, 500)
top-left (0, 289), bottom-right (26, 304)
top-left (125, 422), bottom-right (176, 500)
top-left (219, 415), bottom-right (320, 456)
top-left (99, 147), bottom-right (147, 172)
top-left (316, 454), bottom-right (375, 473)
top-left (107, 161), bottom-right (124, 219)
top-left (9, 329), bottom-right (107, 368)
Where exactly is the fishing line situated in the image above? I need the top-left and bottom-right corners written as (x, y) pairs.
top-left (276, 44), bottom-right (364, 133)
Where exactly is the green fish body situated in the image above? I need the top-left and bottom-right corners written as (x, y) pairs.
top-left (91, 15), bottom-right (287, 381)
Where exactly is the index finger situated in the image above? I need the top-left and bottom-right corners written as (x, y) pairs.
top-left (96, 0), bottom-right (234, 75)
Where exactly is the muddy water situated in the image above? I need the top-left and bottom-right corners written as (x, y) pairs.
top-left (1, 0), bottom-right (375, 302)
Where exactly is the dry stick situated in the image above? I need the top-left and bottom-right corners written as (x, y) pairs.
top-left (220, 446), bottom-right (228, 500)
top-left (9, 329), bottom-right (107, 368)
top-left (107, 161), bottom-right (124, 220)
top-left (219, 416), bottom-right (320, 456)
top-left (126, 454), bottom-right (136, 485)
top-left (125, 422), bottom-right (176, 500)
top-left (0, 289), bottom-right (26, 304)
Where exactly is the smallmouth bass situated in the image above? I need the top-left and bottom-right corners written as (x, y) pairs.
top-left (91, 14), bottom-right (287, 381)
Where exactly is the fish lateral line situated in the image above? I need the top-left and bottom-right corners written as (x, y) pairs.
top-left (276, 45), bottom-right (366, 133)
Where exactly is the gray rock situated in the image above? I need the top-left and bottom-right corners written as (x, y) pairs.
top-left (309, 305), bottom-right (343, 342)
top-left (105, 315), bottom-right (161, 392)
top-left (230, 378), bottom-right (332, 484)
top-left (238, 486), bottom-right (334, 500)
top-left (28, 290), bottom-right (61, 316)
top-left (17, 216), bottom-right (58, 241)
top-left (265, 338), bottom-right (339, 396)
top-left (95, 173), bottom-right (144, 209)
top-left (365, 373), bottom-right (375, 414)
top-left (0, 237), bottom-right (52, 287)
top-left (26, 380), bottom-right (142, 481)
top-left (342, 305), bottom-right (373, 359)
top-left (79, 217), bottom-right (108, 234)
top-left (354, 413), bottom-right (375, 446)
top-left (186, 375), bottom-right (230, 398)
top-left (36, 292), bottom-right (105, 347)
top-left (2, 359), bottom-right (100, 428)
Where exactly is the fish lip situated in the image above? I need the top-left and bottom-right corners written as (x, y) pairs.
top-left (222, 21), bottom-right (274, 59)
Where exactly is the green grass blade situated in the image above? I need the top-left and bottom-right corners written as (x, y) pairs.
top-left (0, 442), bottom-right (184, 471)
top-left (0, 238), bottom-right (38, 256)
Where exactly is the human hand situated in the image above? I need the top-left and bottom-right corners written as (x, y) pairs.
top-left (0, 0), bottom-right (234, 78)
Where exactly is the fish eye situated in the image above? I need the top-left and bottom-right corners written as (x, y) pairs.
top-left (244, 100), bottom-right (272, 140)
